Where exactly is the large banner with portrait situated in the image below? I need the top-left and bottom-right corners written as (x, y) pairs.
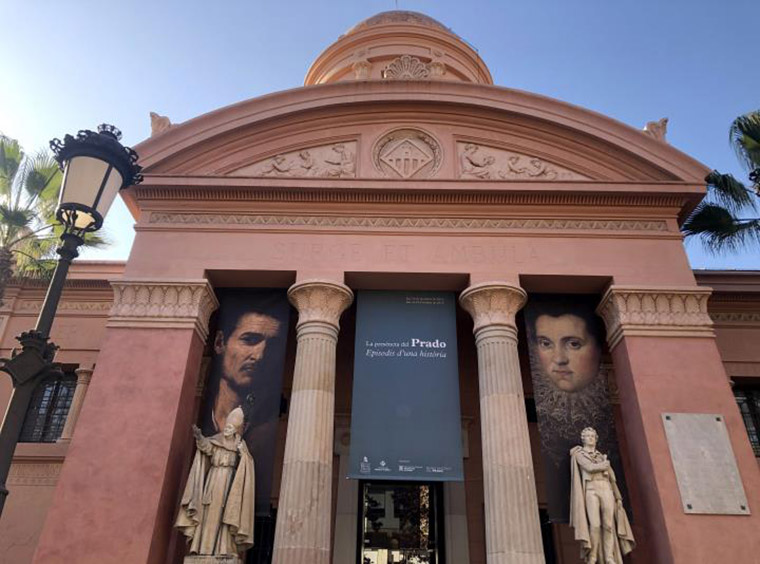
top-left (524, 295), bottom-right (628, 522)
top-left (348, 291), bottom-right (464, 481)
top-left (199, 289), bottom-right (290, 515)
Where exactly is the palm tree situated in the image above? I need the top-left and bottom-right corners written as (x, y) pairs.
top-left (682, 111), bottom-right (760, 253)
top-left (0, 135), bottom-right (105, 305)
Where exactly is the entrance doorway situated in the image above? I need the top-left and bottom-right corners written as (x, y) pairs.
top-left (359, 481), bottom-right (445, 564)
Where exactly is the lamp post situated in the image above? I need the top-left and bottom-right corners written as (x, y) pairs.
top-left (0, 124), bottom-right (142, 517)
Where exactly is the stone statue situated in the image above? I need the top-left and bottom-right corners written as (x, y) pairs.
top-left (150, 112), bottom-right (173, 136)
top-left (175, 407), bottom-right (255, 562)
top-left (569, 427), bottom-right (635, 564)
top-left (642, 117), bottom-right (668, 142)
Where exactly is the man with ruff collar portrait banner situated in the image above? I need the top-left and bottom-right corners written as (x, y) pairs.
top-left (524, 295), bottom-right (630, 523)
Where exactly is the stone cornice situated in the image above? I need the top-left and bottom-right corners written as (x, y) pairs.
top-left (132, 183), bottom-right (691, 209)
top-left (597, 286), bottom-right (714, 349)
top-left (709, 312), bottom-right (760, 326)
top-left (7, 277), bottom-right (113, 290)
top-left (108, 279), bottom-right (219, 340)
top-left (287, 280), bottom-right (354, 332)
top-left (459, 282), bottom-right (527, 334)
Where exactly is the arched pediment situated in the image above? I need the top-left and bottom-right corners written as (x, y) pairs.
top-left (134, 81), bottom-right (709, 184)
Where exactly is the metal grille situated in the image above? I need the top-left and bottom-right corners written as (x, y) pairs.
top-left (246, 511), bottom-right (276, 564)
top-left (734, 386), bottom-right (760, 457)
top-left (19, 372), bottom-right (77, 443)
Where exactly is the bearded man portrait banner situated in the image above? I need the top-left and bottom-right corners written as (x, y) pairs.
top-left (524, 295), bottom-right (628, 522)
top-left (199, 289), bottom-right (291, 516)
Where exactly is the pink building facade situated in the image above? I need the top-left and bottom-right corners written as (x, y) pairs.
top-left (1, 11), bottom-right (759, 564)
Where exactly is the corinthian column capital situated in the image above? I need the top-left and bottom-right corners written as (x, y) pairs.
top-left (459, 282), bottom-right (527, 334)
top-left (597, 285), bottom-right (714, 349)
top-left (288, 279), bottom-right (354, 333)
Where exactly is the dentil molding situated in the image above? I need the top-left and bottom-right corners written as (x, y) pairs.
top-left (597, 286), bottom-right (714, 349)
top-left (108, 279), bottom-right (219, 340)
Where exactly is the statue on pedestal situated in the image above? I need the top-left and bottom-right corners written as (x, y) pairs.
top-left (175, 407), bottom-right (256, 563)
top-left (569, 427), bottom-right (635, 564)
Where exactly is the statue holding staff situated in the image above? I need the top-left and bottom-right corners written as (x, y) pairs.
top-left (175, 406), bottom-right (255, 562)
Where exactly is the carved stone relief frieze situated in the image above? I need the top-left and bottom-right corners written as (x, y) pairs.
top-left (458, 142), bottom-right (588, 181)
top-left (373, 128), bottom-right (442, 179)
top-left (230, 142), bottom-right (357, 178)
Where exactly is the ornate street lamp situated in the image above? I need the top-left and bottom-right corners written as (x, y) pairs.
top-left (0, 124), bottom-right (142, 517)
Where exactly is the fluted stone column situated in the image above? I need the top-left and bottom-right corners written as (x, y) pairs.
top-left (58, 366), bottom-right (94, 442)
top-left (459, 282), bottom-right (544, 564)
top-left (272, 279), bottom-right (353, 564)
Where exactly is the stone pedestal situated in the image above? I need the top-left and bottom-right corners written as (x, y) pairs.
top-left (184, 556), bottom-right (241, 564)
top-left (272, 280), bottom-right (353, 564)
top-left (459, 282), bottom-right (545, 564)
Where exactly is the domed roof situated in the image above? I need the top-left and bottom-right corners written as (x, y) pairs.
top-left (305, 10), bottom-right (492, 86)
top-left (343, 11), bottom-right (457, 38)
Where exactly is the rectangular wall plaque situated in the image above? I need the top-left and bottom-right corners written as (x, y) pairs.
top-left (662, 413), bottom-right (750, 515)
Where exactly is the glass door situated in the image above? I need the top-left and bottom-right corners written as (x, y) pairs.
top-left (359, 482), bottom-right (444, 564)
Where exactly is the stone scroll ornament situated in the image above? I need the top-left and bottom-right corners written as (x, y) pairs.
top-left (175, 406), bottom-right (256, 563)
top-left (569, 427), bottom-right (635, 564)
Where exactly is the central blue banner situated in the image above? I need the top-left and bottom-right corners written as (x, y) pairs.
top-left (348, 291), bottom-right (464, 481)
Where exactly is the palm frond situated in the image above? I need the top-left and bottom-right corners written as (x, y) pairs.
top-left (682, 202), bottom-right (760, 254)
top-left (0, 136), bottom-right (23, 199)
top-left (0, 204), bottom-right (34, 230)
top-left (25, 152), bottom-right (61, 202)
top-left (729, 111), bottom-right (760, 172)
top-left (705, 170), bottom-right (757, 213)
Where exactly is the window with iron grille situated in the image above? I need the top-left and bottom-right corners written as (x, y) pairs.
top-left (19, 371), bottom-right (77, 443)
top-left (734, 384), bottom-right (760, 457)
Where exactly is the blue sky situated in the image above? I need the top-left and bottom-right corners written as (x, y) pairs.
top-left (1, 0), bottom-right (758, 269)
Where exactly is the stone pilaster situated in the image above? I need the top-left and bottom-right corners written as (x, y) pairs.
top-left (58, 366), bottom-right (94, 442)
top-left (459, 282), bottom-right (544, 564)
top-left (272, 280), bottom-right (353, 564)
top-left (34, 278), bottom-right (218, 564)
top-left (596, 285), bottom-right (713, 349)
